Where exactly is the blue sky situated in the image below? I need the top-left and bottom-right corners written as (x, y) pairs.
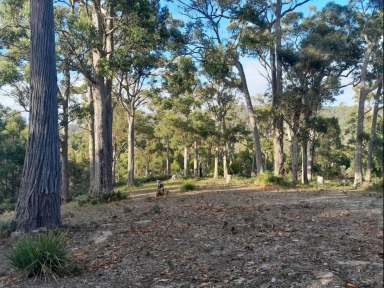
top-left (0, 0), bottom-right (355, 112)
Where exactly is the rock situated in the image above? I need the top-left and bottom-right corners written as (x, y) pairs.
top-left (91, 230), bottom-right (113, 244)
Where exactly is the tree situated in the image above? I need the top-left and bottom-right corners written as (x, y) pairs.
top-left (15, 0), bottom-right (61, 231)
top-left (366, 81), bottom-right (383, 182)
top-left (178, 0), bottom-right (265, 174)
top-left (352, 0), bottom-right (382, 187)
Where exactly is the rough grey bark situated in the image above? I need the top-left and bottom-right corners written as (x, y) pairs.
top-left (15, 0), bottom-right (61, 231)
top-left (60, 60), bottom-right (70, 202)
top-left (301, 140), bottom-right (308, 184)
top-left (87, 85), bottom-right (95, 185)
top-left (213, 147), bottom-right (219, 179)
top-left (235, 60), bottom-right (264, 174)
top-left (354, 45), bottom-right (372, 187)
top-left (366, 81), bottom-right (382, 182)
top-left (127, 112), bottom-right (135, 185)
top-left (184, 146), bottom-right (189, 177)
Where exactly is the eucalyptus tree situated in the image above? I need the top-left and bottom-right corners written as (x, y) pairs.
top-left (281, 3), bottom-right (360, 183)
top-left (199, 46), bottom-right (237, 178)
top-left (162, 56), bottom-right (199, 177)
top-left (233, 0), bottom-right (311, 176)
top-left (177, 0), bottom-right (264, 174)
top-left (15, 0), bottom-right (61, 231)
top-left (351, 0), bottom-right (383, 186)
top-left (113, 0), bottom-right (182, 185)
top-left (366, 80), bottom-right (383, 182)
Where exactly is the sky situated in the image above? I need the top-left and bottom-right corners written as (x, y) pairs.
top-left (0, 0), bottom-right (355, 114)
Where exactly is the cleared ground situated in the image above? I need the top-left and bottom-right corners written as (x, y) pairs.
top-left (0, 186), bottom-right (383, 288)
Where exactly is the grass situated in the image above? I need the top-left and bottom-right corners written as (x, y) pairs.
top-left (7, 231), bottom-right (76, 279)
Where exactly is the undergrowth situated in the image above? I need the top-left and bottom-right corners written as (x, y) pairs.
top-left (7, 231), bottom-right (79, 279)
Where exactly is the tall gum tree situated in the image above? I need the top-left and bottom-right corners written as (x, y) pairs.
top-left (15, 0), bottom-right (61, 231)
top-left (177, 0), bottom-right (265, 174)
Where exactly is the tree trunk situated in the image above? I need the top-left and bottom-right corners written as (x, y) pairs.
top-left (354, 45), bottom-right (372, 187)
top-left (112, 139), bottom-right (117, 184)
top-left (193, 140), bottom-right (198, 177)
top-left (291, 135), bottom-right (299, 184)
top-left (214, 147), bottom-right (219, 179)
top-left (183, 146), bottom-right (189, 177)
top-left (165, 140), bottom-right (170, 175)
top-left (88, 85), bottom-right (95, 186)
top-left (15, 0), bottom-right (61, 231)
top-left (89, 79), bottom-right (113, 197)
top-left (307, 137), bottom-right (314, 181)
top-left (89, 4), bottom-right (113, 197)
top-left (273, 117), bottom-right (284, 176)
top-left (127, 111), bottom-right (135, 186)
top-left (366, 81), bottom-right (382, 182)
top-left (60, 60), bottom-right (70, 202)
top-left (223, 144), bottom-right (228, 179)
top-left (271, 0), bottom-right (284, 176)
top-left (301, 140), bottom-right (308, 184)
top-left (235, 60), bottom-right (264, 174)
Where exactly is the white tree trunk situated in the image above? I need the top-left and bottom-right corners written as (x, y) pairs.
top-left (366, 81), bottom-right (382, 182)
top-left (235, 60), bottom-right (264, 174)
top-left (214, 147), bottom-right (219, 179)
top-left (184, 146), bottom-right (189, 177)
top-left (127, 112), bottom-right (135, 186)
top-left (354, 45), bottom-right (372, 187)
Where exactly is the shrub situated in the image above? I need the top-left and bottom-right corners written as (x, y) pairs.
top-left (76, 191), bottom-right (128, 206)
top-left (7, 231), bottom-right (72, 278)
top-left (180, 182), bottom-right (196, 192)
top-left (254, 173), bottom-right (290, 187)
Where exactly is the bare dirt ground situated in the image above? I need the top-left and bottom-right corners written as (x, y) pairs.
top-left (0, 187), bottom-right (383, 288)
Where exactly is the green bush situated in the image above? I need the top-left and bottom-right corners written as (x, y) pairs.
top-left (7, 231), bottom-right (72, 278)
top-left (76, 191), bottom-right (128, 206)
top-left (180, 182), bottom-right (196, 192)
top-left (254, 173), bottom-right (290, 187)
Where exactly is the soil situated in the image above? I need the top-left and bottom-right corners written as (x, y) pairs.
top-left (0, 187), bottom-right (383, 288)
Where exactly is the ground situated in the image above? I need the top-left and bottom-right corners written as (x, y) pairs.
top-left (0, 182), bottom-right (383, 288)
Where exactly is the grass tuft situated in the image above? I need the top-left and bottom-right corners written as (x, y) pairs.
top-left (7, 231), bottom-right (74, 279)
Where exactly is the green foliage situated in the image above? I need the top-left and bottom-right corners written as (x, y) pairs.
top-left (77, 192), bottom-right (128, 206)
top-left (180, 182), bottom-right (196, 192)
top-left (254, 173), bottom-right (290, 187)
top-left (0, 105), bottom-right (27, 210)
top-left (7, 231), bottom-right (73, 278)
